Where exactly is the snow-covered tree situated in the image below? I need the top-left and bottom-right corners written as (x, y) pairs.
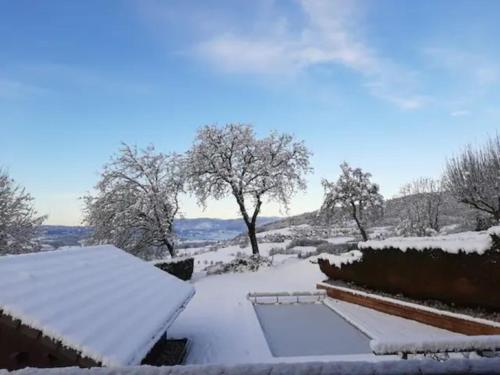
top-left (396, 178), bottom-right (443, 236)
top-left (321, 162), bottom-right (383, 241)
top-left (83, 144), bottom-right (185, 259)
top-left (0, 169), bottom-right (46, 254)
top-left (186, 124), bottom-right (312, 255)
top-left (444, 135), bottom-right (500, 222)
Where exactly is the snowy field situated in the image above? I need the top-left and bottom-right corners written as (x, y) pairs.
top-left (169, 256), bottom-right (464, 365)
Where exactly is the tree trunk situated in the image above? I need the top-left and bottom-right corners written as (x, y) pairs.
top-left (351, 202), bottom-right (368, 241)
top-left (164, 238), bottom-right (175, 258)
top-left (247, 222), bottom-right (259, 255)
top-left (354, 217), bottom-right (368, 241)
top-left (232, 190), bottom-right (261, 255)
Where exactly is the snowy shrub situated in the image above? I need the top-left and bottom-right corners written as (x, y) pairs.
top-left (268, 247), bottom-right (300, 256)
top-left (208, 244), bottom-right (221, 252)
top-left (268, 247), bottom-right (286, 256)
top-left (297, 250), bottom-right (317, 259)
top-left (154, 257), bottom-right (194, 281)
top-left (316, 242), bottom-right (356, 255)
top-left (471, 213), bottom-right (498, 231)
top-left (239, 236), bottom-right (250, 249)
top-left (260, 233), bottom-right (288, 243)
top-left (205, 255), bottom-right (272, 275)
top-left (286, 238), bottom-right (328, 249)
top-left (396, 218), bottom-right (438, 237)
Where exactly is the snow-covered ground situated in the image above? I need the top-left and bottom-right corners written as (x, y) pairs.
top-left (326, 236), bottom-right (356, 244)
top-left (169, 256), bottom-right (463, 365)
top-left (154, 222), bottom-right (500, 365)
top-left (177, 241), bottom-right (294, 272)
top-left (256, 224), bottom-right (311, 238)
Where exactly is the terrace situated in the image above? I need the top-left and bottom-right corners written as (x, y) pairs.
top-left (169, 257), bottom-right (479, 365)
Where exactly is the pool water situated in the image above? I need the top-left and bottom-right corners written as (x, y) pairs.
top-left (254, 303), bottom-right (371, 357)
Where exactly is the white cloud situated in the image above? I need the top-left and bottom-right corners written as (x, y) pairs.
top-left (373, 92), bottom-right (428, 110)
top-left (195, 0), bottom-right (377, 76)
top-left (450, 110), bottom-right (470, 117)
top-left (424, 47), bottom-right (500, 86)
top-left (192, 0), bottom-right (426, 109)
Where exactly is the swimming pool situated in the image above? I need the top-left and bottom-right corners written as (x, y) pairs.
top-left (254, 303), bottom-right (371, 357)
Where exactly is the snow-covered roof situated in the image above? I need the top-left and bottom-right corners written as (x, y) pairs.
top-left (359, 226), bottom-right (500, 255)
top-left (0, 245), bottom-right (195, 367)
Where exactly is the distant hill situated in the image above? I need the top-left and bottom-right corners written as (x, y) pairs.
top-left (174, 217), bottom-right (281, 241)
top-left (38, 192), bottom-right (476, 250)
top-left (256, 192), bottom-right (472, 235)
top-left (256, 211), bottom-right (319, 233)
top-left (38, 217), bottom-right (282, 248)
top-left (39, 225), bottom-right (93, 249)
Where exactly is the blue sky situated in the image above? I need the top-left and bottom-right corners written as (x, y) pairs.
top-left (1, 0), bottom-right (499, 225)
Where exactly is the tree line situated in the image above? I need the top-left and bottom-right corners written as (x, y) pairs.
top-left (1, 125), bottom-right (499, 257)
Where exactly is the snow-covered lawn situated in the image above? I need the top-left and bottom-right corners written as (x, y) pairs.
top-left (186, 241), bottom-right (293, 272)
top-left (256, 224), bottom-right (311, 238)
top-left (169, 257), bottom-right (463, 365)
top-left (326, 236), bottom-right (356, 244)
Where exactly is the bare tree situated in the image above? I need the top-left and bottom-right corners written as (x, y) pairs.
top-left (321, 162), bottom-right (383, 241)
top-left (396, 178), bottom-right (443, 236)
top-left (0, 169), bottom-right (46, 254)
top-left (83, 144), bottom-right (185, 259)
top-left (186, 124), bottom-right (312, 255)
top-left (444, 135), bottom-right (500, 222)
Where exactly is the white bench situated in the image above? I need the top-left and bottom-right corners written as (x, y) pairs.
top-left (247, 290), bottom-right (327, 304)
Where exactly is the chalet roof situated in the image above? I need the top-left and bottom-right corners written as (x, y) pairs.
top-left (0, 245), bottom-right (195, 366)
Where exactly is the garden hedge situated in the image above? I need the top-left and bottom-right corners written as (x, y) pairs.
top-left (318, 243), bottom-right (500, 311)
top-left (155, 257), bottom-right (194, 281)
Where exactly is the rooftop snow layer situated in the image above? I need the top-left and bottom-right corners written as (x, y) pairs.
top-left (358, 226), bottom-right (500, 255)
top-left (0, 245), bottom-right (195, 367)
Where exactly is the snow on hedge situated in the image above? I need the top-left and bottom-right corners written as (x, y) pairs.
top-left (371, 335), bottom-right (500, 355)
top-left (359, 226), bottom-right (500, 255)
top-left (315, 250), bottom-right (363, 267)
top-left (0, 245), bottom-right (195, 367)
